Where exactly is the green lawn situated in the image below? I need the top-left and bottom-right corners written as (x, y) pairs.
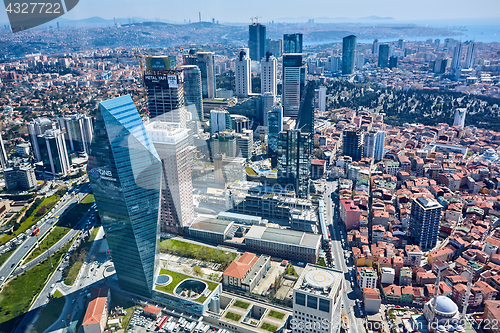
top-left (0, 239), bottom-right (72, 333)
top-left (155, 268), bottom-right (218, 304)
top-left (53, 290), bottom-right (63, 298)
top-left (245, 167), bottom-right (258, 176)
top-left (80, 194), bottom-right (94, 205)
top-left (24, 226), bottom-right (71, 263)
top-left (261, 322), bottom-right (279, 332)
top-left (0, 248), bottom-right (16, 267)
top-left (233, 300), bottom-right (250, 309)
top-left (159, 239), bottom-right (237, 269)
top-left (0, 194), bottom-right (61, 246)
top-left (31, 293), bottom-right (66, 333)
top-left (317, 257), bottom-right (327, 267)
top-left (267, 310), bottom-right (286, 320)
top-left (224, 312), bottom-right (241, 322)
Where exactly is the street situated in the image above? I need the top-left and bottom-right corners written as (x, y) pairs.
top-left (324, 179), bottom-right (366, 333)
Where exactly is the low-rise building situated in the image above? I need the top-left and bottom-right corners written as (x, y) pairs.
top-left (359, 268), bottom-right (378, 289)
top-left (82, 286), bottom-right (110, 333)
top-left (364, 288), bottom-right (381, 314)
top-left (222, 252), bottom-right (271, 292)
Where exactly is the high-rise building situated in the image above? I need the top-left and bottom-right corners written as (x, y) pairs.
top-left (144, 69), bottom-right (187, 127)
top-left (356, 54), bottom-right (365, 70)
top-left (146, 121), bottom-right (194, 235)
top-left (451, 42), bottom-right (463, 75)
top-left (283, 33), bottom-right (303, 54)
top-left (210, 109), bottom-right (232, 134)
top-left (211, 130), bottom-right (238, 158)
top-left (0, 132), bottom-right (8, 169)
top-left (292, 264), bottom-right (343, 333)
top-left (180, 65), bottom-right (204, 122)
top-left (185, 51), bottom-right (216, 99)
top-left (329, 55), bottom-right (341, 73)
top-left (389, 56), bottom-right (398, 69)
top-left (277, 130), bottom-right (311, 198)
top-left (236, 129), bottom-right (253, 160)
top-left (342, 35), bottom-right (357, 74)
top-left (88, 95), bottom-right (162, 297)
top-left (374, 130), bottom-right (386, 161)
top-left (3, 165), bottom-right (36, 190)
top-left (57, 114), bottom-right (93, 155)
top-left (267, 105), bottom-right (283, 164)
top-left (235, 49), bottom-right (251, 98)
top-left (409, 197), bottom-right (443, 250)
top-left (453, 108), bottom-right (467, 128)
top-left (37, 129), bottom-right (71, 176)
top-left (261, 52), bottom-right (277, 96)
top-left (465, 42), bottom-right (476, 69)
top-left (282, 54), bottom-right (306, 117)
top-left (249, 23), bottom-right (266, 61)
top-left (434, 39), bottom-right (441, 50)
top-left (398, 39), bottom-right (406, 51)
top-left (342, 127), bottom-right (364, 161)
top-left (262, 92), bottom-right (276, 126)
top-left (266, 38), bottom-right (282, 57)
top-left (315, 86), bottom-right (327, 112)
top-left (28, 117), bottom-right (54, 161)
top-left (372, 39), bottom-right (379, 55)
top-left (378, 44), bottom-right (390, 68)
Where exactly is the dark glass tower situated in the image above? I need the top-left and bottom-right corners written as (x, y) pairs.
top-left (180, 65), bottom-right (204, 121)
top-left (342, 35), bottom-right (357, 74)
top-left (283, 33), bottom-right (303, 54)
top-left (342, 127), bottom-right (364, 161)
top-left (378, 44), bottom-right (390, 68)
top-left (277, 130), bottom-right (311, 198)
top-left (87, 95), bottom-right (162, 297)
top-left (249, 23), bottom-right (266, 61)
top-left (267, 105), bottom-right (283, 167)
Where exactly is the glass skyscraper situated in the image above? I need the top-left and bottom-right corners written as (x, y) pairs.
top-left (283, 33), bottom-right (303, 54)
top-left (342, 35), bottom-right (357, 75)
top-left (378, 44), bottom-right (390, 68)
top-left (249, 23), bottom-right (266, 61)
top-left (180, 65), bottom-right (204, 122)
top-left (87, 95), bottom-right (162, 297)
top-left (267, 104), bottom-right (283, 168)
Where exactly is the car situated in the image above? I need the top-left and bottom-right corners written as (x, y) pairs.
top-left (72, 299), bottom-right (76, 304)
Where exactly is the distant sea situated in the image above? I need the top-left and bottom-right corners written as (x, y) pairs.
top-left (304, 23), bottom-right (500, 45)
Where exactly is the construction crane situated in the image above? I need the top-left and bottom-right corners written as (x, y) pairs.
top-left (250, 16), bottom-right (262, 24)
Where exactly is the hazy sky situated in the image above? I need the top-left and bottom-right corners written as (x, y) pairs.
top-left (1, 0), bottom-right (499, 24)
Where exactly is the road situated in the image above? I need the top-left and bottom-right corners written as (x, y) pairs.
top-left (324, 179), bottom-right (365, 333)
top-left (14, 221), bottom-right (107, 333)
top-left (0, 183), bottom-right (91, 287)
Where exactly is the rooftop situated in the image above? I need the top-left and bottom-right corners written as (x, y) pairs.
top-left (190, 217), bottom-right (234, 234)
top-left (245, 225), bottom-right (321, 248)
top-left (82, 285), bottom-right (109, 326)
top-left (294, 264), bottom-right (343, 298)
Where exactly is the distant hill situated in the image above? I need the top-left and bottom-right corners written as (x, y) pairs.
top-left (358, 16), bottom-right (395, 21)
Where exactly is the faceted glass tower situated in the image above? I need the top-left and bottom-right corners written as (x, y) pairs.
top-left (87, 95), bottom-right (162, 297)
top-left (342, 35), bottom-right (357, 74)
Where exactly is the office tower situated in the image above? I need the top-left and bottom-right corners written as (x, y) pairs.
top-left (180, 65), bottom-right (204, 121)
top-left (389, 56), bottom-right (398, 69)
top-left (235, 129), bottom-right (253, 160)
top-left (37, 129), bottom-right (71, 176)
top-left (231, 115), bottom-right (250, 133)
top-left (398, 39), bottom-right (406, 50)
top-left (342, 127), bottom-right (364, 161)
top-left (451, 42), bottom-right (463, 74)
top-left (211, 130), bottom-right (238, 158)
top-left (453, 108), bottom-right (467, 128)
top-left (248, 22), bottom-right (266, 61)
top-left (277, 129), bottom-right (311, 198)
top-left (372, 39), bottom-right (379, 55)
top-left (87, 95), bottom-right (162, 297)
top-left (235, 49), bottom-right (251, 98)
top-left (434, 39), bottom-right (440, 50)
top-left (374, 130), bottom-right (386, 161)
top-left (213, 154), bottom-right (246, 188)
top-left (283, 33), bottom-right (303, 53)
top-left (144, 69), bottom-right (187, 127)
top-left (261, 52), bottom-right (277, 96)
top-left (315, 86), bottom-right (327, 112)
top-left (210, 109), bottom-right (232, 134)
top-left (329, 55), bottom-right (341, 73)
top-left (267, 105), bottom-right (283, 165)
top-left (292, 264), bottom-right (344, 333)
top-left (146, 122), bottom-right (194, 235)
top-left (409, 197), bottom-right (443, 250)
top-left (342, 35), bottom-right (356, 74)
top-left (282, 54), bottom-right (306, 117)
top-left (184, 51), bottom-right (216, 99)
top-left (378, 44), bottom-right (390, 68)
top-left (3, 165), bottom-right (36, 190)
top-left (266, 38), bottom-right (282, 57)
top-left (28, 117), bottom-right (54, 161)
top-left (434, 58), bottom-right (451, 74)
top-left (356, 54), bottom-right (365, 70)
top-left (0, 133), bottom-right (8, 169)
top-left (262, 92), bottom-right (276, 126)
top-left (363, 129), bottom-right (377, 159)
top-left (57, 114), bottom-right (93, 155)
top-left (465, 42), bottom-right (476, 69)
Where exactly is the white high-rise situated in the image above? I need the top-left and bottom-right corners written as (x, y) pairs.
top-left (0, 132), bottom-right (8, 169)
top-left (451, 42), bottom-right (463, 74)
top-left (465, 42), bottom-right (476, 69)
top-left (316, 86), bottom-right (327, 112)
top-left (235, 49), bottom-right (251, 98)
top-left (57, 114), bottom-right (93, 154)
top-left (363, 129), bottom-right (377, 159)
top-left (38, 129), bottom-right (71, 176)
top-left (262, 92), bottom-right (276, 126)
top-left (453, 108), bottom-right (467, 128)
top-left (329, 56), bottom-right (341, 73)
top-left (210, 109), bottom-right (230, 134)
top-left (261, 52), bottom-right (277, 96)
top-left (356, 54), bottom-right (365, 70)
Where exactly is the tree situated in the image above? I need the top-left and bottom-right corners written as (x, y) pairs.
top-left (193, 265), bottom-right (203, 276)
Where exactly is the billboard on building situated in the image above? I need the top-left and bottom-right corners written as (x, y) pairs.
top-left (146, 57), bottom-right (171, 71)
